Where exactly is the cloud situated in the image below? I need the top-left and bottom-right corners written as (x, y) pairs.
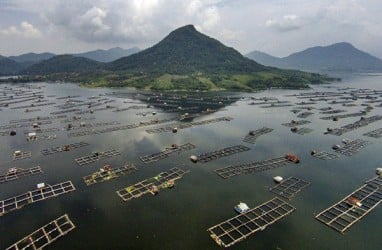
top-left (0, 21), bottom-right (41, 38)
top-left (265, 15), bottom-right (302, 32)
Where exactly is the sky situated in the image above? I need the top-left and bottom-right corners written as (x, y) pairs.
top-left (1, 0), bottom-right (381, 58)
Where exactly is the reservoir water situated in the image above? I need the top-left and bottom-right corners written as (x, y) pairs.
top-left (0, 73), bottom-right (381, 249)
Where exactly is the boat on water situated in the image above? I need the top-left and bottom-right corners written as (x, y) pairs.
top-left (285, 154), bottom-right (300, 163)
top-left (234, 202), bottom-right (250, 214)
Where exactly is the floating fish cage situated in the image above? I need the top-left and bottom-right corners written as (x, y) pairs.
top-left (270, 176), bottom-right (310, 200)
top-left (242, 127), bottom-right (273, 144)
top-left (140, 143), bottom-right (196, 164)
top-left (116, 167), bottom-right (189, 202)
top-left (83, 164), bottom-right (137, 186)
top-left (74, 150), bottom-right (120, 166)
top-left (13, 150), bottom-right (32, 161)
top-left (315, 176), bottom-right (382, 233)
top-left (145, 116), bottom-right (233, 134)
top-left (282, 120), bottom-right (311, 127)
top-left (363, 127), bottom-right (382, 138)
top-left (0, 181), bottom-right (76, 216)
top-left (0, 166), bottom-right (42, 183)
top-left (333, 139), bottom-right (370, 156)
top-left (41, 142), bottom-right (89, 155)
top-left (207, 197), bottom-right (295, 248)
top-left (6, 214), bottom-right (76, 250)
top-left (310, 151), bottom-right (339, 160)
top-left (195, 145), bottom-right (250, 163)
top-left (215, 156), bottom-right (292, 179)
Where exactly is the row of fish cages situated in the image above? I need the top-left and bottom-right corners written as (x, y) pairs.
top-left (325, 115), bottom-right (382, 136)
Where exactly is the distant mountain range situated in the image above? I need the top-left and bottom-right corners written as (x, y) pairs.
top-left (0, 47), bottom-right (140, 75)
top-left (246, 42), bottom-right (382, 72)
top-left (8, 24), bottom-right (332, 91)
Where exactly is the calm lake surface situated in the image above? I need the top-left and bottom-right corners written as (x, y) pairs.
top-left (0, 73), bottom-right (381, 250)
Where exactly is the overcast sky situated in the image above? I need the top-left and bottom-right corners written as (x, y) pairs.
top-left (1, 0), bottom-right (381, 58)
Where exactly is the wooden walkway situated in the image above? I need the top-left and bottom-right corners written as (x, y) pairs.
top-left (145, 116), bottom-right (233, 134)
top-left (242, 127), bottom-right (273, 144)
top-left (270, 177), bottom-right (310, 200)
top-left (0, 181), bottom-right (76, 216)
top-left (83, 164), bottom-right (137, 186)
top-left (215, 156), bottom-right (292, 179)
top-left (315, 176), bottom-right (382, 233)
top-left (333, 139), bottom-right (370, 156)
top-left (41, 142), bottom-right (89, 155)
top-left (0, 166), bottom-right (42, 184)
top-left (311, 151), bottom-right (339, 160)
top-left (74, 150), bottom-right (120, 166)
top-left (13, 151), bottom-right (32, 161)
top-left (196, 145), bottom-right (250, 163)
top-left (140, 143), bottom-right (196, 164)
top-left (207, 197), bottom-right (296, 248)
top-left (6, 214), bottom-right (76, 250)
top-left (116, 167), bottom-right (189, 202)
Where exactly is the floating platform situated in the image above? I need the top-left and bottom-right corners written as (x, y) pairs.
top-left (74, 150), bottom-right (120, 166)
top-left (215, 156), bottom-right (295, 179)
top-left (282, 120), bottom-right (311, 127)
top-left (145, 116), bottom-right (233, 134)
top-left (196, 145), bottom-right (250, 163)
top-left (6, 214), bottom-right (75, 250)
top-left (270, 176), bottom-right (310, 200)
top-left (333, 139), bottom-right (370, 156)
top-left (13, 151), bottom-right (32, 161)
top-left (83, 164), bottom-right (137, 186)
top-left (140, 143), bottom-right (196, 164)
top-left (207, 197), bottom-right (296, 248)
top-left (0, 181), bottom-right (76, 216)
top-left (242, 127), bottom-right (273, 144)
top-left (297, 111), bottom-right (314, 118)
top-left (325, 115), bottom-right (382, 136)
top-left (311, 151), bottom-right (339, 160)
top-left (291, 127), bottom-right (313, 135)
top-left (0, 166), bottom-right (42, 183)
top-left (116, 167), bottom-right (189, 202)
top-left (363, 128), bottom-right (382, 138)
top-left (315, 176), bottom-right (382, 233)
top-left (9, 115), bottom-right (67, 124)
top-left (41, 142), bottom-right (89, 155)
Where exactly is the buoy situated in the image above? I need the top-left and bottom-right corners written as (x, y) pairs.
top-left (190, 155), bottom-right (198, 163)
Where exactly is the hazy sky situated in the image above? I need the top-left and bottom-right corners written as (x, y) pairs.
top-left (1, 0), bottom-right (381, 58)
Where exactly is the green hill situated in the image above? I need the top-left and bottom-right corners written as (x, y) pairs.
top-left (22, 55), bottom-right (101, 75)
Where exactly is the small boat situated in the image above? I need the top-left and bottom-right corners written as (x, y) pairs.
top-left (150, 185), bottom-right (159, 195)
top-left (285, 154), bottom-right (300, 163)
top-left (273, 176), bottom-right (283, 183)
top-left (103, 165), bottom-right (111, 172)
top-left (234, 202), bottom-right (250, 214)
top-left (347, 196), bottom-right (362, 207)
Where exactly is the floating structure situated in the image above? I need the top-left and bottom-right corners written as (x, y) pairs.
top-left (68, 118), bottom-right (175, 137)
top-left (207, 197), bottom-right (296, 248)
top-left (311, 151), bottom-right (339, 160)
top-left (290, 127), bottom-right (313, 135)
top-left (83, 164), bottom-right (137, 186)
top-left (13, 150), bottom-right (32, 161)
top-left (23, 127), bottom-right (60, 135)
top-left (74, 150), bottom-right (120, 166)
top-left (27, 134), bottom-right (57, 142)
top-left (332, 139), bottom-right (370, 156)
top-left (297, 111), bottom-right (314, 118)
top-left (140, 143), bottom-right (196, 164)
top-left (325, 115), bottom-right (382, 136)
top-left (145, 116), bottom-right (233, 134)
top-left (315, 176), bottom-right (382, 233)
top-left (320, 111), bottom-right (369, 120)
top-left (41, 141), bottom-right (89, 155)
top-left (0, 166), bottom-right (42, 183)
top-left (363, 128), bottom-right (382, 138)
top-left (0, 181), bottom-right (76, 216)
top-left (6, 214), bottom-right (76, 250)
top-left (242, 127), bottom-right (273, 144)
top-left (270, 176), bottom-right (310, 200)
top-left (282, 120), bottom-right (311, 127)
top-left (9, 115), bottom-right (67, 124)
top-left (195, 145), bottom-right (250, 163)
top-left (234, 202), bottom-right (250, 213)
top-left (116, 167), bottom-right (189, 202)
top-left (215, 155), bottom-right (299, 179)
